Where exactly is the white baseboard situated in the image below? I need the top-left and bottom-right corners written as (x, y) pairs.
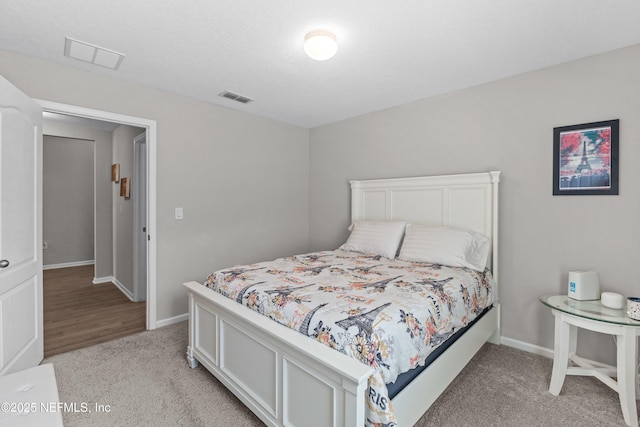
top-left (43, 260), bottom-right (94, 270)
top-left (112, 277), bottom-right (135, 302)
top-left (93, 276), bottom-right (114, 285)
top-left (156, 313), bottom-right (188, 328)
top-left (500, 336), bottom-right (554, 359)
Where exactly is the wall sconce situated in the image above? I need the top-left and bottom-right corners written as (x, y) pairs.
top-left (111, 163), bottom-right (120, 182)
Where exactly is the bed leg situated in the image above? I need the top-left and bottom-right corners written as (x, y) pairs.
top-left (488, 304), bottom-right (501, 345)
top-left (186, 346), bottom-right (199, 369)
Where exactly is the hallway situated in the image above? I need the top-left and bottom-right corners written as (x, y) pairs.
top-left (44, 264), bottom-right (146, 357)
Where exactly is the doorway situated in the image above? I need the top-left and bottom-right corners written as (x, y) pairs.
top-left (38, 100), bottom-right (158, 333)
top-left (41, 113), bottom-right (153, 356)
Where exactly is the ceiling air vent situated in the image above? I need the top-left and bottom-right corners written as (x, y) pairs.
top-left (218, 90), bottom-right (254, 104)
top-left (64, 37), bottom-right (125, 70)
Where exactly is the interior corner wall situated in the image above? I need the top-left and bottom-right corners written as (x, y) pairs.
top-left (309, 44), bottom-right (640, 365)
top-left (0, 49), bottom-right (310, 323)
top-left (42, 120), bottom-right (113, 278)
top-left (112, 125), bottom-right (140, 296)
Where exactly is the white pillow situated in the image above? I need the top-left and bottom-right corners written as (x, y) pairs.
top-left (342, 221), bottom-right (406, 259)
top-left (398, 225), bottom-right (489, 271)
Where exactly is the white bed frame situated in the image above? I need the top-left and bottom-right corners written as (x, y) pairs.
top-left (184, 171), bottom-right (501, 427)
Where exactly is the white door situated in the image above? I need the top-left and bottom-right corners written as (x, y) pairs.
top-left (0, 75), bottom-right (43, 374)
top-left (133, 132), bottom-right (147, 302)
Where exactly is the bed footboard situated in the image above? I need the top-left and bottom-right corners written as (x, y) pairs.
top-left (184, 281), bottom-right (373, 427)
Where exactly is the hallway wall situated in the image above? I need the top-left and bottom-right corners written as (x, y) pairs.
top-left (43, 135), bottom-right (94, 266)
top-left (43, 120), bottom-right (114, 279)
top-left (112, 125), bottom-right (142, 296)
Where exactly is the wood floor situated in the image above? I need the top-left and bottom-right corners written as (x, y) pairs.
top-left (44, 264), bottom-right (146, 358)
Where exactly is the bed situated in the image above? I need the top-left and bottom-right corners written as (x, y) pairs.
top-left (183, 171), bottom-right (501, 426)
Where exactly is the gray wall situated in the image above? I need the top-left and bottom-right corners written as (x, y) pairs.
top-left (0, 49), bottom-right (310, 322)
top-left (42, 136), bottom-right (94, 266)
top-left (7, 44), bottom-right (638, 363)
top-left (43, 121), bottom-right (114, 279)
top-left (309, 44), bottom-right (640, 364)
top-left (112, 125), bottom-right (140, 295)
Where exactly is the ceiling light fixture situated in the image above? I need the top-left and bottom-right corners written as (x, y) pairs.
top-left (304, 30), bottom-right (337, 61)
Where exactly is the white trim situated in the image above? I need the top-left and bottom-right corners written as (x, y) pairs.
top-left (35, 99), bottom-right (158, 330)
top-left (93, 136), bottom-right (98, 294)
top-left (156, 313), bottom-right (189, 328)
top-left (43, 260), bottom-right (94, 270)
top-left (92, 276), bottom-right (114, 285)
top-left (112, 276), bottom-right (135, 301)
top-left (501, 336), bottom-right (554, 359)
top-left (132, 132), bottom-right (147, 302)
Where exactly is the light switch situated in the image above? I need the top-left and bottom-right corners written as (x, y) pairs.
top-left (175, 207), bottom-right (184, 220)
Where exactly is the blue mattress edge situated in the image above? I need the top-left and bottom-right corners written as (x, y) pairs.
top-left (386, 304), bottom-right (493, 399)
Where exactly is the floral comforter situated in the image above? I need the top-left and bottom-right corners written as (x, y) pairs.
top-left (205, 249), bottom-right (495, 426)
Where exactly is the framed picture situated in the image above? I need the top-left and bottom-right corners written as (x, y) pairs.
top-left (120, 177), bottom-right (130, 198)
top-left (111, 163), bottom-right (120, 182)
top-left (553, 119), bottom-right (619, 195)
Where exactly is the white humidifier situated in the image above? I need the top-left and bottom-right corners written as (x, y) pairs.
top-left (567, 271), bottom-right (600, 301)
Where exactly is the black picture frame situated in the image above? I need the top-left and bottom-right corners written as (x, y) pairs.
top-left (553, 119), bottom-right (619, 195)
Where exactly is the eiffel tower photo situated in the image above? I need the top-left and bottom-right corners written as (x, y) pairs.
top-left (574, 140), bottom-right (592, 173)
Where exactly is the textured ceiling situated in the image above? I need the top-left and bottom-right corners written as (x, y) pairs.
top-left (3, 1), bottom-right (640, 128)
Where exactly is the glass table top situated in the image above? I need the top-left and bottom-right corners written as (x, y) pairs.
top-left (540, 294), bottom-right (640, 326)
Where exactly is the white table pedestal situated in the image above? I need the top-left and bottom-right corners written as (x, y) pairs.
top-left (549, 308), bottom-right (639, 427)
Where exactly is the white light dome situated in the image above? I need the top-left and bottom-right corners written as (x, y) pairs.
top-left (304, 30), bottom-right (337, 61)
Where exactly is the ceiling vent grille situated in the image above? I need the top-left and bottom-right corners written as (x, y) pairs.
top-left (64, 37), bottom-right (125, 70)
top-left (218, 90), bottom-right (254, 104)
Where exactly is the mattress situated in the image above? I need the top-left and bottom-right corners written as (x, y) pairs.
top-left (385, 304), bottom-right (491, 399)
top-left (205, 249), bottom-right (496, 426)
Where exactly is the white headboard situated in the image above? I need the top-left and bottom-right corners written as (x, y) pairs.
top-left (350, 171), bottom-right (500, 284)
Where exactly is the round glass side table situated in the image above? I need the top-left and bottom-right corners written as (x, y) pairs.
top-left (540, 294), bottom-right (640, 427)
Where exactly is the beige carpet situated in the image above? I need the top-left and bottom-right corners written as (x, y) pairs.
top-left (44, 321), bottom-right (636, 426)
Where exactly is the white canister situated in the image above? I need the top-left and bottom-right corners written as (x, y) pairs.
top-left (628, 297), bottom-right (640, 320)
top-left (601, 292), bottom-right (625, 309)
